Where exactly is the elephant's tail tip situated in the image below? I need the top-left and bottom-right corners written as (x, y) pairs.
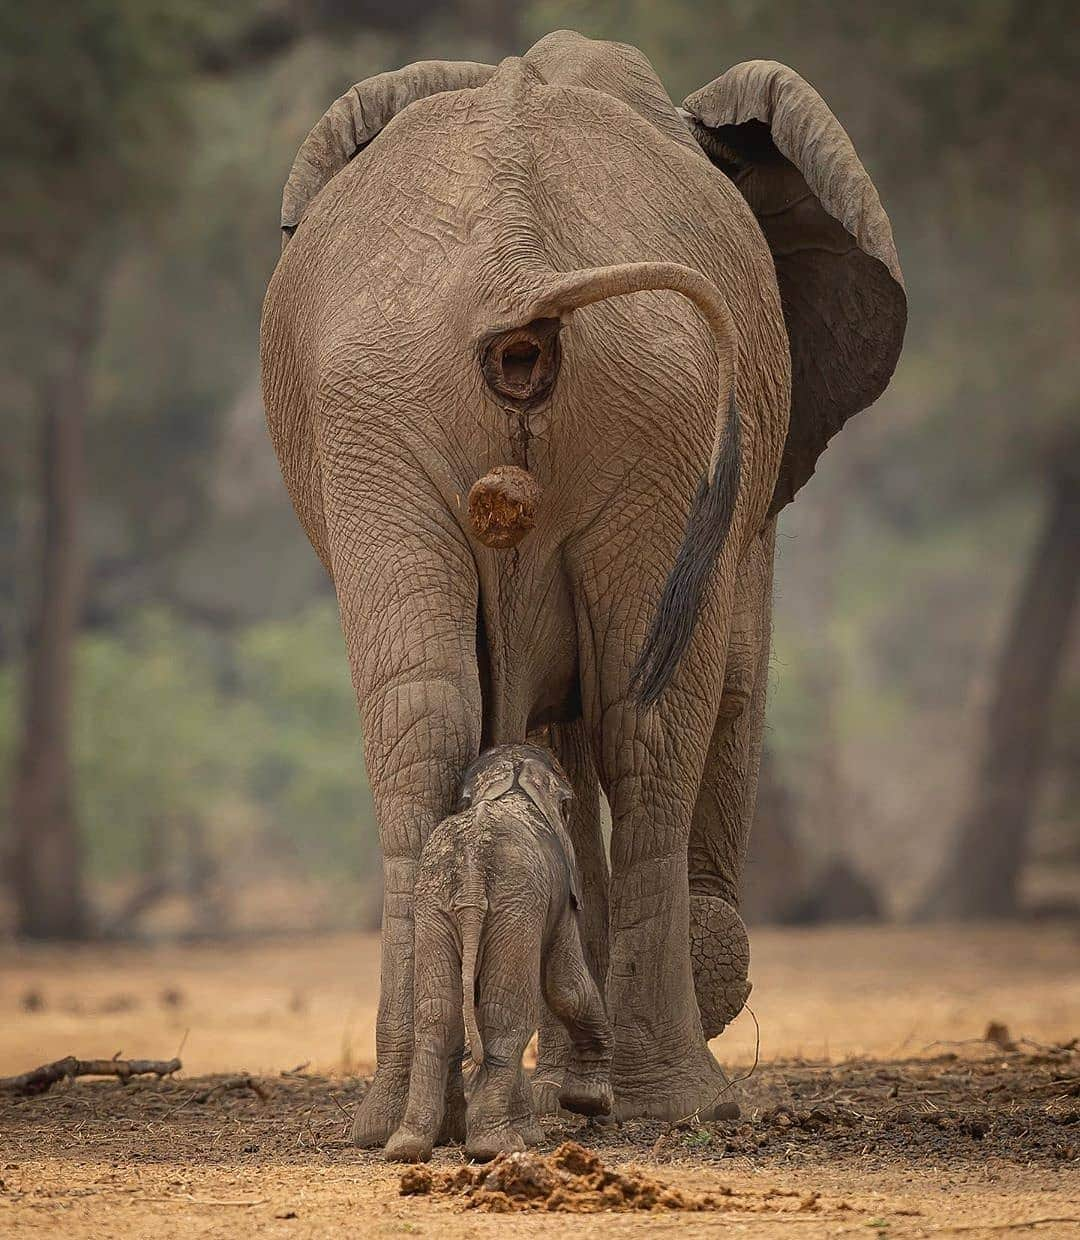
top-left (463, 1003), bottom-right (485, 1068)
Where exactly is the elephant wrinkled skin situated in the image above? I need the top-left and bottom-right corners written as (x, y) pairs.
top-left (259, 30), bottom-right (905, 1144)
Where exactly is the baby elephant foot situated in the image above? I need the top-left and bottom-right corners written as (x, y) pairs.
top-left (383, 1126), bottom-right (433, 1163)
top-left (530, 1075), bottom-right (562, 1116)
top-left (514, 1114), bottom-right (545, 1147)
top-left (558, 1071), bottom-right (613, 1118)
top-left (465, 1124), bottom-right (526, 1162)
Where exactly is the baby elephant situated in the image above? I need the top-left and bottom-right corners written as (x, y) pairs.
top-left (385, 743), bottom-right (613, 1163)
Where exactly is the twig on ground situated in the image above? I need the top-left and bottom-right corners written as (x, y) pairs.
top-left (673, 1002), bottom-right (761, 1128)
top-left (923, 1028), bottom-right (1077, 1057)
top-left (921, 1037), bottom-right (996, 1053)
top-left (328, 1090), bottom-right (354, 1138)
top-left (193, 1075), bottom-right (271, 1105)
top-left (0, 1056), bottom-right (181, 1096)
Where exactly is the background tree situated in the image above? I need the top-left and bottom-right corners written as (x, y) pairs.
top-left (1, 0), bottom-right (1076, 938)
top-left (0, 1), bottom-right (217, 936)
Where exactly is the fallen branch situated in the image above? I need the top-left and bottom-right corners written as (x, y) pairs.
top-left (0, 1055), bottom-right (181, 1096)
top-left (193, 1074), bottom-right (271, 1104)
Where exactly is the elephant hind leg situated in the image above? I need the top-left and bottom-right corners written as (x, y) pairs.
top-left (466, 933), bottom-right (541, 1161)
top-left (688, 524), bottom-right (774, 1039)
top-left (542, 915), bottom-right (614, 1118)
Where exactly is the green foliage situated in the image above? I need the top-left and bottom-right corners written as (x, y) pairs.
top-left (232, 606), bottom-right (377, 877)
top-left (1, 0), bottom-right (217, 275)
top-left (0, 606), bottom-right (375, 883)
top-left (73, 612), bottom-right (232, 872)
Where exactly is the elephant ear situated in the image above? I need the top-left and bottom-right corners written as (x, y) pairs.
top-left (683, 61), bottom-right (907, 514)
top-left (280, 59), bottom-right (495, 245)
top-left (517, 758), bottom-right (580, 909)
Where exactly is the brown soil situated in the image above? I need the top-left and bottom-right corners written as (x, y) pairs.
top-left (1, 923), bottom-right (1078, 1237)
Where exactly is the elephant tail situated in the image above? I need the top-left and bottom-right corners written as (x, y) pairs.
top-left (455, 865), bottom-right (488, 1068)
top-left (508, 261), bottom-right (741, 706)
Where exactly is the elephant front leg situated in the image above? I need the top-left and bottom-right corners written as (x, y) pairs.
top-left (542, 914), bottom-right (613, 1117)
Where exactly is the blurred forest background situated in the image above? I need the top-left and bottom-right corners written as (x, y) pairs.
top-left (1, 0), bottom-right (1076, 941)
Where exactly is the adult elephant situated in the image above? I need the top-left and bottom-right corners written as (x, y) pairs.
top-left (260, 30), bottom-right (905, 1143)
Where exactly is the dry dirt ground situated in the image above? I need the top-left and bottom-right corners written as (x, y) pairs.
top-left (1, 923), bottom-right (1078, 1238)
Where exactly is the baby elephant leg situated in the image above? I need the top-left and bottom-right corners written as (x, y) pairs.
top-left (384, 921), bottom-right (461, 1163)
top-left (543, 914), bottom-right (614, 1117)
top-left (467, 942), bottom-right (540, 1161)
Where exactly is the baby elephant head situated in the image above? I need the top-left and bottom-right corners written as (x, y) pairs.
top-left (457, 743), bottom-right (572, 834)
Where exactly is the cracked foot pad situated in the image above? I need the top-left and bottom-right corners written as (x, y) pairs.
top-left (689, 892), bottom-right (751, 1038)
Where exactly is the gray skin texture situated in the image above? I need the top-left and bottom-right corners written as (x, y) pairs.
top-left (384, 744), bottom-right (613, 1163)
top-left (260, 30), bottom-right (905, 1144)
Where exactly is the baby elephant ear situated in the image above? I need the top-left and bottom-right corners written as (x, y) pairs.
top-left (683, 61), bottom-right (907, 514)
top-left (518, 758), bottom-right (580, 908)
top-left (517, 758), bottom-right (573, 827)
top-left (280, 59), bottom-right (495, 244)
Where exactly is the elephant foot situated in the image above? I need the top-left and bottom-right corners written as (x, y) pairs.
top-left (558, 1070), bottom-right (613, 1118)
top-left (613, 1043), bottom-right (739, 1124)
top-left (506, 1069), bottom-right (544, 1146)
top-left (466, 1123), bottom-right (526, 1162)
top-left (530, 1072), bottom-right (563, 1116)
top-left (515, 1114), bottom-right (546, 1147)
top-left (533, 1018), bottom-right (571, 1115)
top-left (689, 892), bottom-right (752, 1038)
top-left (351, 1066), bottom-right (408, 1147)
top-left (384, 1126), bottom-right (433, 1163)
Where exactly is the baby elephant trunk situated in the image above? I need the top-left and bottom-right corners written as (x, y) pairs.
top-left (456, 881), bottom-right (487, 1067)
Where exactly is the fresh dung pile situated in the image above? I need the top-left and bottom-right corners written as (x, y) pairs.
top-left (399, 1140), bottom-right (726, 1213)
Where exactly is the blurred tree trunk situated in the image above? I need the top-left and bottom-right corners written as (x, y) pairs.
top-left (922, 466), bottom-right (1080, 919)
top-left (9, 283), bottom-right (101, 940)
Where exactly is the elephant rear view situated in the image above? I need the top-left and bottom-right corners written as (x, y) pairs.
top-left (384, 744), bottom-right (612, 1163)
top-left (261, 30), bottom-right (905, 1143)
